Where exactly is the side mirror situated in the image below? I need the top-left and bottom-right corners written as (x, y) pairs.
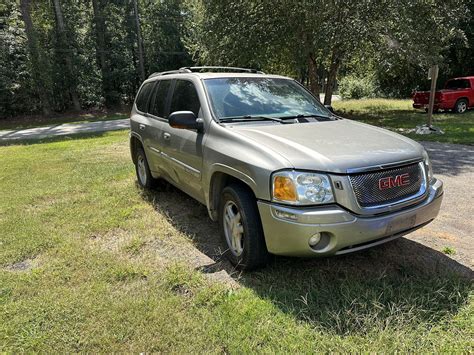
top-left (168, 111), bottom-right (203, 131)
top-left (324, 105), bottom-right (334, 113)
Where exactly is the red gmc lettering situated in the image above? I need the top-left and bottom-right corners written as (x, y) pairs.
top-left (378, 173), bottom-right (410, 190)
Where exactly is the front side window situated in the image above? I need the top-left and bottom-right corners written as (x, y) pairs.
top-left (150, 80), bottom-right (172, 118)
top-left (135, 82), bottom-right (154, 112)
top-left (169, 80), bottom-right (201, 117)
top-left (204, 77), bottom-right (330, 119)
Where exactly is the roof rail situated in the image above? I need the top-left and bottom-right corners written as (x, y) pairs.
top-left (148, 66), bottom-right (265, 79)
top-left (181, 66), bottom-right (264, 74)
top-left (148, 68), bottom-right (191, 79)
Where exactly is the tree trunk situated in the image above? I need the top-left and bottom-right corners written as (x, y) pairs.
top-left (52, 0), bottom-right (81, 111)
top-left (133, 0), bottom-right (146, 82)
top-left (308, 54), bottom-right (321, 102)
top-left (323, 50), bottom-right (342, 106)
top-left (19, 0), bottom-right (52, 115)
top-left (92, 0), bottom-right (118, 108)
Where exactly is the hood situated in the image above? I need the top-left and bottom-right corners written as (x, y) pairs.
top-left (231, 119), bottom-right (425, 173)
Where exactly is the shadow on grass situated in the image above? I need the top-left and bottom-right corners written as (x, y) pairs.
top-left (140, 181), bottom-right (473, 335)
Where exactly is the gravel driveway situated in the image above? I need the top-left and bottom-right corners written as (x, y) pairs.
top-left (0, 119), bottom-right (129, 142)
top-left (410, 142), bottom-right (474, 268)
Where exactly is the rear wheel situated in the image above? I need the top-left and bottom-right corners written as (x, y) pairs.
top-left (135, 146), bottom-right (157, 189)
top-left (219, 183), bottom-right (269, 270)
top-left (454, 99), bottom-right (468, 114)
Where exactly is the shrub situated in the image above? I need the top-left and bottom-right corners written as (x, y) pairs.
top-left (338, 75), bottom-right (379, 99)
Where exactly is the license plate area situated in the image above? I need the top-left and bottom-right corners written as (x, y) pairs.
top-left (385, 214), bottom-right (416, 235)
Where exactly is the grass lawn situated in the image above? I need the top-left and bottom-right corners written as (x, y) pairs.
top-left (0, 111), bottom-right (128, 131)
top-left (0, 131), bottom-right (473, 352)
top-left (333, 99), bottom-right (474, 145)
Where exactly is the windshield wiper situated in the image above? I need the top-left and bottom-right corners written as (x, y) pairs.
top-left (279, 113), bottom-right (332, 121)
top-left (219, 115), bottom-right (296, 124)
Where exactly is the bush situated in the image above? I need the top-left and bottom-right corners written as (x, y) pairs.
top-left (338, 75), bottom-right (379, 99)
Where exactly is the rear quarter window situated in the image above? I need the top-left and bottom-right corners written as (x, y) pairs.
top-left (135, 82), bottom-right (154, 112)
top-left (445, 79), bottom-right (471, 90)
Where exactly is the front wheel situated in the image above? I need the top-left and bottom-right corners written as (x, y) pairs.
top-left (454, 99), bottom-right (468, 114)
top-left (219, 184), bottom-right (269, 270)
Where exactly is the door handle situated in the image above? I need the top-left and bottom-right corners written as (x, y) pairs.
top-left (139, 124), bottom-right (145, 130)
top-left (163, 132), bottom-right (171, 140)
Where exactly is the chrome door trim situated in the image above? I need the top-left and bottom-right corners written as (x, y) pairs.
top-left (148, 146), bottom-right (161, 155)
top-left (160, 151), bottom-right (201, 178)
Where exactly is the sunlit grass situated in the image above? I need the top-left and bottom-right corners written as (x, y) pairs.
top-left (333, 99), bottom-right (474, 145)
top-left (0, 131), bottom-right (472, 351)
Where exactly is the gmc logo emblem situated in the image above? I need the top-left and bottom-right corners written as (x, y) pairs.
top-left (379, 173), bottom-right (410, 190)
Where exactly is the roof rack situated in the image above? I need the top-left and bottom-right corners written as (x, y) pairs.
top-left (181, 66), bottom-right (264, 74)
top-left (148, 68), bottom-right (191, 78)
top-left (148, 66), bottom-right (264, 78)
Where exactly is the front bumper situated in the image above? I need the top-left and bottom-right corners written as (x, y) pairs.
top-left (257, 178), bottom-right (443, 257)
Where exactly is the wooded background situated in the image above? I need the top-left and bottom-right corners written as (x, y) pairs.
top-left (0, 0), bottom-right (472, 117)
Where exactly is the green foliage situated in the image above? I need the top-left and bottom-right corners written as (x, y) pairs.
top-left (0, 0), bottom-right (472, 116)
top-left (442, 247), bottom-right (457, 255)
top-left (0, 0), bottom-right (190, 117)
top-left (338, 75), bottom-right (379, 99)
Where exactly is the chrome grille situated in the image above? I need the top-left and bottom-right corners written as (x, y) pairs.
top-left (349, 163), bottom-right (425, 207)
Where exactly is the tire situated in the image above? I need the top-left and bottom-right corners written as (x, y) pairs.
top-left (135, 146), bottom-right (157, 189)
top-left (218, 183), bottom-right (269, 270)
top-left (454, 99), bottom-right (468, 114)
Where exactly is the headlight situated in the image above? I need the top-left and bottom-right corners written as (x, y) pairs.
top-left (272, 171), bottom-right (334, 205)
top-left (423, 151), bottom-right (434, 181)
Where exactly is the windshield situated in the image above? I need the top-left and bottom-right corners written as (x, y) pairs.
top-left (445, 79), bottom-right (470, 90)
top-left (204, 77), bottom-right (331, 120)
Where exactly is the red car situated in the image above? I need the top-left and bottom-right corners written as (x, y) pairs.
top-left (413, 76), bottom-right (474, 113)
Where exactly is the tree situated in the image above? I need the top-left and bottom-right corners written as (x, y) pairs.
top-left (91, 0), bottom-right (120, 108)
top-left (132, 0), bottom-right (145, 82)
top-left (183, 0), bottom-right (386, 104)
top-left (19, 0), bottom-right (52, 115)
top-left (185, 0), bottom-right (469, 103)
top-left (52, 0), bottom-right (81, 111)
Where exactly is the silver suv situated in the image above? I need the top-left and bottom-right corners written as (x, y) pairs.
top-left (129, 67), bottom-right (443, 270)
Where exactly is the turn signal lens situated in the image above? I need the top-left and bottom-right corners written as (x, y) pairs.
top-left (273, 176), bottom-right (297, 202)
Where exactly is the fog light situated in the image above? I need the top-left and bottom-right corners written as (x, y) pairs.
top-left (309, 233), bottom-right (321, 247)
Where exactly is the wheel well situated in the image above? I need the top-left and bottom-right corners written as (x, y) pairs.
top-left (130, 135), bottom-right (143, 165)
top-left (208, 172), bottom-right (256, 221)
top-left (455, 97), bottom-right (469, 105)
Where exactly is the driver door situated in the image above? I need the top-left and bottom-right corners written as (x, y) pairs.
top-left (161, 79), bottom-right (204, 202)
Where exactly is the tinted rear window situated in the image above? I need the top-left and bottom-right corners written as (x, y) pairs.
top-left (150, 80), bottom-right (172, 118)
top-left (445, 79), bottom-right (471, 89)
top-left (135, 82), bottom-right (154, 112)
top-left (170, 80), bottom-right (201, 117)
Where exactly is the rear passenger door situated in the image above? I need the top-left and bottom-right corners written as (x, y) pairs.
top-left (161, 79), bottom-right (204, 201)
top-left (146, 79), bottom-right (173, 174)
